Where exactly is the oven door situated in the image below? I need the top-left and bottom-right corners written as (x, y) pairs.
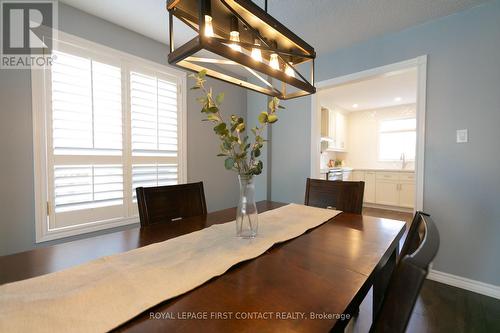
top-left (328, 171), bottom-right (343, 181)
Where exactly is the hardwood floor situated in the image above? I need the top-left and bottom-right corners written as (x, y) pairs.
top-left (349, 280), bottom-right (500, 333)
top-left (352, 207), bottom-right (500, 333)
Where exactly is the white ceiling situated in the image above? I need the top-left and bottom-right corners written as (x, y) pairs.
top-left (317, 67), bottom-right (417, 111)
top-left (60, 0), bottom-right (490, 55)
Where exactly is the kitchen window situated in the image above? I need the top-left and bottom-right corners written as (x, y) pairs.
top-left (378, 118), bottom-right (416, 161)
top-left (31, 32), bottom-right (186, 242)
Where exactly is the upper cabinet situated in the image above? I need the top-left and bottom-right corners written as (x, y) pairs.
top-left (320, 107), bottom-right (347, 152)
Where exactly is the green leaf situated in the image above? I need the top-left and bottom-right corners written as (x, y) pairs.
top-left (207, 106), bottom-right (219, 113)
top-left (190, 86), bottom-right (200, 90)
top-left (207, 114), bottom-right (220, 122)
top-left (198, 69), bottom-right (207, 78)
top-left (254, 148), bottom-right (261, 158)
top-left (223, 140), bottom-right (232, 150)
top-left (213, 122), bottom-right (227, 135)
top-left (267, 114), bottom-right (278, 123)
top-left (258, 112), bottom-right (268, 124)
top-left (216, 92), bottom-right (224, 104)
top-left (278, 105), bottom-right (285, 109)
top-left (217, 153), bottom-right (227, 157)
top-left (236, 123), bottom-right (246, 132)
top-left (224, 158), bottom-right (235, 170)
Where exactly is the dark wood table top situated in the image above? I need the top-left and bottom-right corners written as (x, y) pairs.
top-left (0, 201), bottom-right (405, 332)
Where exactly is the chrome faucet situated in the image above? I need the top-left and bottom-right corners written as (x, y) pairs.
top-left (400, 153), bottom-right (407, 170)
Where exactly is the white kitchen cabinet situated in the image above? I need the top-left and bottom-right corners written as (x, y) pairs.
top-left (375, 171), bottom-right (415, 208)
top-left (399, 182), bottom-right (415, 208)
top-left (353, 170), bottom-right (414, 208)
top-left (364, 171), bottom-right (376, 203)
top-left (320, 107), bottom-right (347, 152)
top-left (335, 112), bottom-right (346, 150)
top-left (375, 181), bottom-right (400, 206)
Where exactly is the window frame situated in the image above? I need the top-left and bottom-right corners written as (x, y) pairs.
top-left (377, 117), bottom-right (417, 162)
top-left (32, 31), bottom-right (187, 243)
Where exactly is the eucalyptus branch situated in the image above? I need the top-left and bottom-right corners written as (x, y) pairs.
top-left (190, 70), bottom-right (284, 176)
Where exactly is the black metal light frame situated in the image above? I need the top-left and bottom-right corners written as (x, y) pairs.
top-left (167, 0), bottom-right (316, 100)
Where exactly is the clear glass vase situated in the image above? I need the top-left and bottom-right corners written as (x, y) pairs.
top-left (236, 175), bottom-right (258, 238)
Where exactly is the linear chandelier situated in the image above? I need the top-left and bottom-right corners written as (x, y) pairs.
top-left (167, 0), bottom-right (316, 99)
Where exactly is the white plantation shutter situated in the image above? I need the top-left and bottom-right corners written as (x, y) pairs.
top-left (34, 33), bottom-right (185, 240)
top-left (49, 50), bottom-right (124, 229)
top-left (130, 71), bottom-right (179, 205)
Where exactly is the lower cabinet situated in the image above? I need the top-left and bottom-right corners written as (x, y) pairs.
top-left (399, 182), bottom-right (415, 208)
top-left (364, 171), bottom-right (376, 203)
top-left (375, 181), bottom-right (399, 206)
top-left (353, 170), bottom-right (415, 209)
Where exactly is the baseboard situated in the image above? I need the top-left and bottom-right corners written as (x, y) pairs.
top-left (427, 269), bottom-right (500, 300)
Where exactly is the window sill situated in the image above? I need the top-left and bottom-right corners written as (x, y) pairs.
top-left (36, 216), bottom-right (139, 243)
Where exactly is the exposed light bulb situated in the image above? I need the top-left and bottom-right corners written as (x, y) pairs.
top-left (285, 62), bottom-right (295, 77)
top-left (269, 53), bottom-right (280, 70)
top-left (251, 38), bottom-right (262, 62)
top-left (229, 31), bottom-right (241, 51)
top-left (204, 15), bottom-right (214, 37)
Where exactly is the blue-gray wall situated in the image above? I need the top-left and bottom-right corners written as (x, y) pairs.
top-left (0, 3), bottom-right (246, 255)
top-left (271, 0), bottom-right (500, 286)
top-left (246, 78), bottom-right (268, 201)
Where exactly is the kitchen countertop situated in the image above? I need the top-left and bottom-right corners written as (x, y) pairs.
top-left (352, 168), bottom-right (415, 173)
top-left (320, 168), bottom-right (415, 174)
top-left (320, 167), bottom-right (353, 174)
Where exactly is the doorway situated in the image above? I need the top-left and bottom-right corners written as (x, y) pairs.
top-left (310, 56), bottom-right (427, 212)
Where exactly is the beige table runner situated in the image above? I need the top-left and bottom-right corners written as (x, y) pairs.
top-left (0, 204), bottom-right (340, 333)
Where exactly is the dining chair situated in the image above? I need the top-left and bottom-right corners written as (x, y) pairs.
top-left (304, 178), bottom-right (365, 214)
top-left (370, 213), bottom-right (440, 333)
top-left (136, 182), bottom-right (207, 226)
top-left (399, 211), bottom-right (427, 260)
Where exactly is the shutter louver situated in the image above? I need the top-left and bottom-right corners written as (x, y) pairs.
top-left (52, 51), bottom-right (122, 156)
top-left (54, 165), bottom-right (123, 212)
top-left (130, 72), bottom-right (178, 157)
top-left (132, 164), bottom-right (178, 201)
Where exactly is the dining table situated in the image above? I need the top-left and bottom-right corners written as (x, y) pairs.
top-left (0, 201), bottom-right (405, 332)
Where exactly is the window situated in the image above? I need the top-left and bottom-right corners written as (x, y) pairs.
top-left (378, 118), bottom-right (416, 161)
top-left (32, 32), bottom-right (186, 242)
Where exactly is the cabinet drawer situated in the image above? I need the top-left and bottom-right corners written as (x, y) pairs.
top-left (376, 172), bottom-right (399, 181)
top-left (399, 172), bottom-right (415, 182)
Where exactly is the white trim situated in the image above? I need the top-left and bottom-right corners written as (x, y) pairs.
top-left (32, 30), bottom-right (187, 243)
top-left (310, 56), bottom-right (427, 212)
top-left (427, 269), bottom-right (500, 300)
top-left (39, 217), bottom-right (140, 243)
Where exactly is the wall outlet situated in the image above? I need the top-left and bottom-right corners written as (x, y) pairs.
top-left (456, 129), bottom-right (468, 143)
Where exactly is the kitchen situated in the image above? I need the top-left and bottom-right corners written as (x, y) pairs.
top-left (317, 67), bottom-right (418, 213)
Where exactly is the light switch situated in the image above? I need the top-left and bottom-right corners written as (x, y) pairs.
top-left (456, 129), bottom-right (468, 143)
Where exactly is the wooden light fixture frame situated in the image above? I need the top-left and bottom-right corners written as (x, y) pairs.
top-left (167, 0), bottom-right (316, 100)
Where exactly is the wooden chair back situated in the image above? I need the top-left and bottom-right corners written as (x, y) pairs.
top-left (304, 178), bottom-right (365, 214)
top-left (370, 213), bottom-right (440, 333)
top-left (136, 182), bottom-right (207, 226)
